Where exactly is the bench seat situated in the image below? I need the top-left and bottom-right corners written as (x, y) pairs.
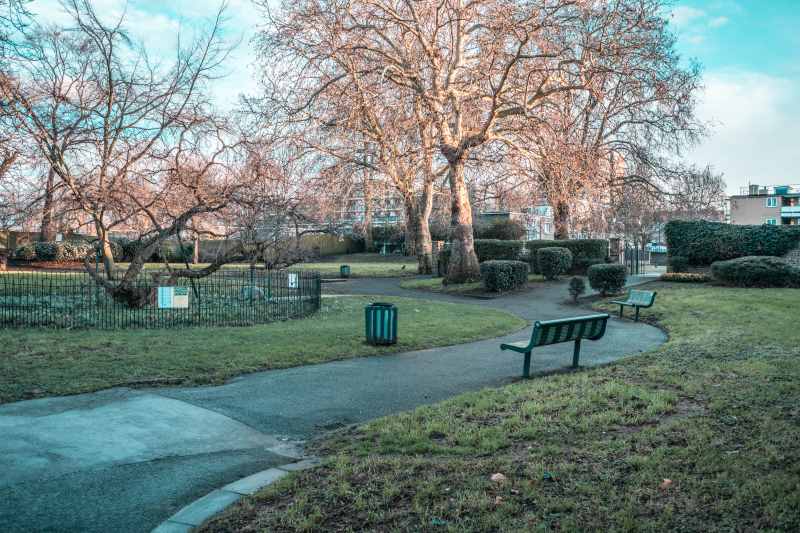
top-left (500, 313), bottom-right (609, 377)
top-left (609, 289), bottom-right (657, 321)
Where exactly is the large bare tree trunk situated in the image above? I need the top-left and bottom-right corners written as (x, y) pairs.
top-left (554, 200), bottom-right (570, 240)
top-left (39, 168), bottom-right (57, 241)
top-left (94, 222), bottom-right (117, 278)
top-left (445, 159), bottom-right (479, 283)
top-left (403, 196), bottom-right (434, 274)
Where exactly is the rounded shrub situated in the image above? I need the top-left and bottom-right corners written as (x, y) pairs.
top-left (536, 247), bottom-right (573, 280)
top-left (480, 260), bottom-right (529, 292)
top-left (711, 256), bottom-right (800, 288)
top-left (587, 264), bottom-right (627, 296)
top-left (668, 255), bottom-right (689, 273)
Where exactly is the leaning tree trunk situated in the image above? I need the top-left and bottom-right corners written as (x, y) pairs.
top-left (94, 222), bottom-right (117, 279)
top-left (445, 159), bottom-right (480, 283)
top-left (553, 200), bottom-right (570, 240)
top-left (39, 168), bottom-right (57, 241)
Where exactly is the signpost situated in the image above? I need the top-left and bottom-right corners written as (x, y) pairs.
top-left (157, 286), bottom-right (189, 309)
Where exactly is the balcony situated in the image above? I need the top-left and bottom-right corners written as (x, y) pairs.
top-left (781, 206), bottom-right (800, 217)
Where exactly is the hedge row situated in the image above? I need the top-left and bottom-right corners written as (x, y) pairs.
top-left (665, 220), bottom-right (800, 266)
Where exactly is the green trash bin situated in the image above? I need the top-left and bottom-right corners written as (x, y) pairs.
top-left (365, 302), bottom-right (398, 345)
top-left (340, 265), bottom-right (351, 278)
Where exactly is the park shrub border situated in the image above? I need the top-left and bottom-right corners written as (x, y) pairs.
top-left (710, 256), bottom-right (800, 288)
top-left (526, 239), bottom-right (608, 274)
top-left (665, 220), bottom-right (800, 266)
top-left (480, 260), bottom-right (529, 292)
top-left (474, 239), bottom-right (524, 262)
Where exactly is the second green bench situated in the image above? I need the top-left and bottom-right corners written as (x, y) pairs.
top-left (609, 289), bottom-right (657, 321)
top-left (500, 313), bottom-right (609, 378)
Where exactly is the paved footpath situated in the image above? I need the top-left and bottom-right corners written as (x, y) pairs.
top-left (0, 276), bottom-right (665, 533)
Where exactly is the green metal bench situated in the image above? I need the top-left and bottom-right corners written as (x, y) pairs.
top-left (500, 313), bottom-right (609, 378)
top-left (609, 289), bottom-right (657, 321)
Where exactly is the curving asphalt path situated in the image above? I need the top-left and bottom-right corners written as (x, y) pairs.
top-left (0, 276), bottom-right (666, 533)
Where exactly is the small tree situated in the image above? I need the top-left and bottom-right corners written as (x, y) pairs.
top-left (568, 277), bottom-right (586, 303)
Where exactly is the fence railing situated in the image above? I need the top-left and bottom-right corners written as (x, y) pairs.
top-left (0, 268), bottom-right (321, 329)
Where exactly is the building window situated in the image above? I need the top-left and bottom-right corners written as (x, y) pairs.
top-left (766, 197), bottom-right (778, 207)
top-left (766, 218), bottom-right (777, 225)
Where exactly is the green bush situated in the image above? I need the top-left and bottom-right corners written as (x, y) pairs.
top-left (34, 242), bottom-right (60, 261)
top-left (474, 239), bottom-right (524, 262)
top-left (525, 239), bottom-right (608, 274)
top-left (665, 220), bottom-right (800, 266)
top-left (568, 276), bottom-right (586, 302)
top-left (14, 242), bottom-right (36, 261)
top-left (711, 256), bottom-right (800, 288)
top-left (474, 219), bottom-right (526, 240)
top-left (480, 260), bottom-right (529, 292)
top-left (668, 255), bottom-right (689, 273)
top-left (587, 264), bottom-right (627, 296)
top-left (537, 247), bottom-right (573, 280)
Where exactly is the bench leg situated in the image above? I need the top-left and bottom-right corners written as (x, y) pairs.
top-left (523, 351), bottom-right (531, 378)
top-left (634, 306), bottom-right (640, 322)
top-left (572, 338), bottom-right (582, 368)
top-left (619, 304), bottom-right (624, 318)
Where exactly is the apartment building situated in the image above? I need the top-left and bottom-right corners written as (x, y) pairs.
top-left (728, 184), bottom-right (800, 226)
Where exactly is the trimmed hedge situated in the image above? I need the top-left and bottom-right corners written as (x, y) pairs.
top-left (665, 220), bottom-right (800, 266)
top-left (711, 256), bottom-right (800, 288)
top-left (525, 239), bottom-right (608, 274)
top-left (668, 255), bottom-right (689, 273)
top-left (537, 247), bottom-right (573, 280)
top-left (587, 264), bottom-right (627, 296)
top-left (475, 239), bottom-right (524, 262)
top-left (480, 260), bottom-right (529, 292)
top-left (474, 219), bottom-right (526, 240)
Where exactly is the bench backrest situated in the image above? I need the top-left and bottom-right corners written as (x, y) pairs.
top-left (530, 313), bottom-right (609, 348)
top-left (628, 289), bottom-right (656, 306)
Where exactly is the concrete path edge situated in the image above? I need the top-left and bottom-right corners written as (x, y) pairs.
top-left (151, 458), bottom-right (321, 533)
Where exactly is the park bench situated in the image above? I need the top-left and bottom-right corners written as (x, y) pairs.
top-left (500, 313), bottom-right (609, 378)
top-left (609, 289), bottom-right (656, 321)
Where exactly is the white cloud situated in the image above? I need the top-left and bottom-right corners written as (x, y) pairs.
top-left (671, 6), bottom-right (706, 28)
top-left (708, 16), bottom-right (730, 28)
top-left (684, 71), bottom-right (800, 194)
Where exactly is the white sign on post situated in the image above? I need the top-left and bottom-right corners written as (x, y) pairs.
top-left (157, 286), bottom-right (189, 309)
top-left (287, 272), bottom-right (299, 289)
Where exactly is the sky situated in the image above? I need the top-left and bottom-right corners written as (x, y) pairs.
top-left (27, 0), bottom-right (800, 195)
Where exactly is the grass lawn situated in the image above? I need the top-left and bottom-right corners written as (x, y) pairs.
top-left (401, 274), bottom-right (545, 294)
top-left (0, 296), bottom-right (524, 404)
top-left (201, 282), bottom-right (800, 532)
top-left (290, 253), bottom-right (418, 278)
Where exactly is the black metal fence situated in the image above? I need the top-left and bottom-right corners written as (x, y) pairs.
top-left (0, 268), bottom-right (321, 329)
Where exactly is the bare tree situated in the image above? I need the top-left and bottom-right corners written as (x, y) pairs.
top-left (668, 165), bottom-right (726, 220)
